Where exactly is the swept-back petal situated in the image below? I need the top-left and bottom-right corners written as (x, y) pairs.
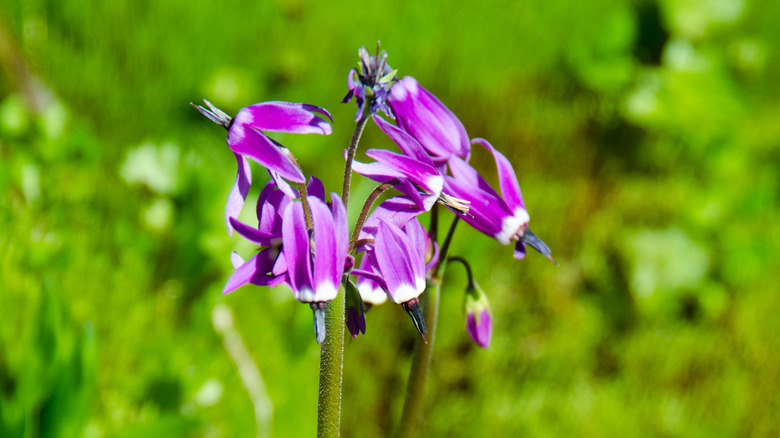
top-left (237, 101), bottom-right (332, 135)
top-left (309, 196), bottom-right (343, 302)
top-left (366, 149), bottom-right (442, 195)
top-left (226, 154), bottom-right (252, 235)
top-left (447, 156), bottom-right (500, 199)
top-left (472, 138), bottom-right (526, 211)
top-left (372, 115), bottom-right (433, 164)
top-left (374, 220), bottom-right (425, 303)
top-left (281, 202), bottom-right (314, 301)
top-left (388, 76), bottom-right (470, 160)
top-left (228, 123), bottom-right (305, 183)
top-left (229, 217), bottom-right (277, 247)
top-left (307, 176), bottom-right (325, 201)
top-left (358, 196), bottom-right (424, 242)
top-left (257, 190), bottom-right (290, 237)
top-left (330, 193), bottom-right (349, 260)
top-left (223, 248), bottom-right (281, 294)
top-left (443, 176), bottom-right (514, 242)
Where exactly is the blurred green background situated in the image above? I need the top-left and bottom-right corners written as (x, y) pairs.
top-left (1, 0), bottom-right (779, 436)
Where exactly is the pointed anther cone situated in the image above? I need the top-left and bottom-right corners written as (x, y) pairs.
top-left (311, 302), bottom-right (327, 345)
top-left (522, 228), bottom-right (559, 266)
top-left (401, 297), bottom-right (427, 339)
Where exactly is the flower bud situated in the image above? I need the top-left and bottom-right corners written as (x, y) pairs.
top-left (464, 284), bottom-right (492, 349)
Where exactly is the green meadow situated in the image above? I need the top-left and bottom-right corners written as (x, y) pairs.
top-left (1, 0), bottom-right (779, 436)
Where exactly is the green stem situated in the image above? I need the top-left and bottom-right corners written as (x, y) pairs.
top-left (349, 182), bottom-right (393, 248)
top-left (340, 106), bottom-right (371, 206)
top-left (317, 107), bottom-right (372, 438)
top-left (317, 285), bottom-right (345, 438)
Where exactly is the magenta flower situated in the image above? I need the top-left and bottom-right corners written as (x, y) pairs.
top-left (352, 115), bottom-right (443, 211)
top-left (282, 194), bottom-right (348, 304)
top-left (444, 138), bottom-right (553, 261)
top-left (354, 196), bottom-right (425, 309)
top-left (353, 216), bottom-right (430, 335)
top-left (192, 99), bottom-right (332, 234)
top-left (282, 194), bottom-right (349, 343)
top-left (387, 76), bottom-right (470, 162)
top-left (222, 180), bottom-right (293, 294)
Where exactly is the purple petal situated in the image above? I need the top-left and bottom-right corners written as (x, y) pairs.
top-left (472, 138), bottom-right (525, 211)
top-left (443, 175), bottom-right (511, 238)
top-left (230, 251), bottom-right (245, 269)
top-left (447, 156), bottom-right (501, 200)
top-left (257, 189), bottom-right (290, 237)
top-left (281, 202), bottom-right (314, 301)
top-left (223, 248), bottom-right (280, 294)
top-left (236, 101), bottom-right (332, 135)
top-left (351, 267), bottom-right (389, 295)
top-left (403, 219), bottom-right (427, 269)
top-left (366, 149), bottom-right (442, 195)
top-left (351, 159), bottom-right (406, 183)
top-left (228, 124), bottom-right (305, 183)
top-left (309, 196), bottom-right (343, 302)
top-left (229, 217), bottom-right (277, 246)
top-left (307, 176), bottom-right (325, 201)
top-left (388, 76), bottom-right (470, 160)
top-left (268, 170), bottom-right (299, 198)
top-left (358, 196), bottom-right (425, 242)
top-left (255, 180), bottom-right (277, 220)
top-left (374, 220), bottom-right (425, 303)
top-left (467, 309), bottom-right (492, 348)
top-left (514, 240), bottom-right (527, 260)
top-left (226, 154), bottom-right (252, 235)
top-left (354, 254), bottom-right (388, 305)
top-left (346, 306), bottom-right (364, 338)
top-left (372, 115), bottom-right (434, 165)
top-left (330, 193), bottom-right (349, 263)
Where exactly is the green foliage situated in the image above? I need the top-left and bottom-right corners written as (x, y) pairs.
top-left (1, 0), bottom-right (779, 436)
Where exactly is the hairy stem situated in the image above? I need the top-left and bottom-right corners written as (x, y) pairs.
top-left (349, 182), bottom-right (393, 247)
top-left (317, 107), bottom-right (372, 438)
top-left (297, 182), bottom-right (313, 230)
top-left (317, 283), bottom-right (345, 438)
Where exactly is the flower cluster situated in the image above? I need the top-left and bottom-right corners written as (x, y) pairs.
top-left (194, 46), bottom-right (553, 346)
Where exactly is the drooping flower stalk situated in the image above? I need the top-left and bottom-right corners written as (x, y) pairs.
top-left (349, 182), bottom-right (393, 247)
